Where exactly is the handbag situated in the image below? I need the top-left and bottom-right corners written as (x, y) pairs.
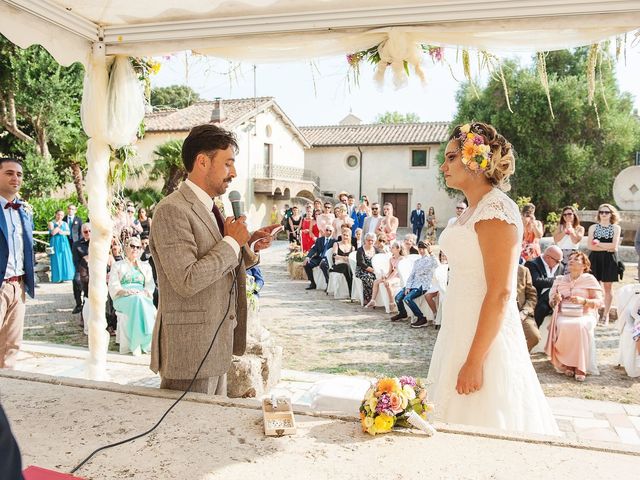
top-left (559, 300), bottom-right (584, 317)
top-left (617, 260), bottom-right (625, 281)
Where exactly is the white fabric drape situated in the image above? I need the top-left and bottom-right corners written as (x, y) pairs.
top-left (80, 43), bottom-right (112, 380)
top-left (80, 49), bottom-right (146, 379)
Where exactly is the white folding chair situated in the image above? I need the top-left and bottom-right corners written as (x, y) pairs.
top-left (311, 252), bottom-right (328, 291)
top-left (325, 249), bottom-right (335, 295)
top-left (349, 251), bottom-right (363, 305)
top-left (371, 253), bottom-right (397, 313)
top-left (327, 249), bottom-right (351, 299)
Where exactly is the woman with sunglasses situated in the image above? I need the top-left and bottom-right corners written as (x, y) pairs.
top-left (108, 237), bottom-right (156, 355)
top-left (553, 206), bottom-right (585, 263)
top-left (587, 203), bottom-right (622, 324)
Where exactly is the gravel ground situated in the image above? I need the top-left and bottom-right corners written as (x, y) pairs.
top-left (23, 241), bottom-right (640, 403)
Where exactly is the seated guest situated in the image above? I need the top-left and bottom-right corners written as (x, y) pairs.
top-left (302, 225), bottom-right (335, 290)
top-left (391, 241), bottom-right (438, 328)
top-left (246, 265), bottom-right (265, 298)
top-left (402, 233), bottom-right (419, 255)
top-left (517, 264), bottom-right (540, 352)
top-left (330, 226), bottom-right (355, 292)
top-left (108, 237), bottom-right (156, 355)
top-left (354, 228), bottom-right (363, 249)
top-left (525, 245), bottom-right (564, 326)
top-left (615, 284), bottom-right (640, 377)
top-left (546, 251), bottom-right (603, 381)
top-left (336, 224), bottom-right (357, 249)
top-left (355, 233), bottom-right (378, 305)
top-left (374, 233), bottom-right (390, 254)
top-left (366, 241), bottom-right (404, 310)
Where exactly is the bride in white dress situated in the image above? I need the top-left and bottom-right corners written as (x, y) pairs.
top-left (427, 122), bottom-right (559, 435)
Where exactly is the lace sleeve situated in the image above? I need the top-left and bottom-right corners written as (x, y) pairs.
top-left (472, 191), bottom-right (522, 230)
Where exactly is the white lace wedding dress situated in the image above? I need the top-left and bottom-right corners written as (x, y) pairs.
top-left (427, 188), bottom-right (559, 435)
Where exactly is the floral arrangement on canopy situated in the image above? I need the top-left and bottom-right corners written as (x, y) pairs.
top-left (359, 376), bottom-right (436, 436)
top-left (346, 31), bottom-right (637, 121)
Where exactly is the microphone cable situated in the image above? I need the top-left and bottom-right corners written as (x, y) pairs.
top-left (70, 270), bottom-right (238, 474)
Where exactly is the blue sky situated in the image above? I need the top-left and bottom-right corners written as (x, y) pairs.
top-left (151, 45), bottom-right (640, 127)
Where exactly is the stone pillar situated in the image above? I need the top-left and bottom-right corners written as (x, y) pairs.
top-left (226, 308), bottom-right (283, 398)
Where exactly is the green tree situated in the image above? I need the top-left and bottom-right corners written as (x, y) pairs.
top-left (149, 139), bottom-right (186, 195)
top-left (150, 85), bottom-right (201, 110)
top-left (0, 34), bottom-right (88, 202)
top-left (446, 49), bottom-right (640, 220)
top-left (374, 111), bottom-right (421, 124)
top-left (0, 34), bottom-right (85, 159)
top-left (20, 152), bottom-right (59, 199)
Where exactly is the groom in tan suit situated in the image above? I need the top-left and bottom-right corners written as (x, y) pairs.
top-left (150, 124), bottom-right (270, 395)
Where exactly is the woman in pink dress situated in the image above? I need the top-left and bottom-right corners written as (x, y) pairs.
top-left (377, 202), bottom-right (399, 241)
top-left (366, 241), bottom-right (404, 310)
top-left (546, 251), bottom-right (603, 382)
top-left (300, 203), bottom-right (316, 253)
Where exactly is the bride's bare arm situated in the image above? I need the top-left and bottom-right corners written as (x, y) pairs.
top-left (456, 218), bottom-right (519, 395)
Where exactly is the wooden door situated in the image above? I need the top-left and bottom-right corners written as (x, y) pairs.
top-left (382, 193), bottom-right (408, 227)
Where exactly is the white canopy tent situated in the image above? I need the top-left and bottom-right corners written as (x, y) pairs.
top-left (0, 0), bottom-right (639, 379)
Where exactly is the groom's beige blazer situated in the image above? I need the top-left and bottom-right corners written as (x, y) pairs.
top-left (149, 183), bottom-right (258, 380)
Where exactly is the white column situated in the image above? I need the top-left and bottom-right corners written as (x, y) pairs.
top-left (81, 43), bottom-right (112, 380)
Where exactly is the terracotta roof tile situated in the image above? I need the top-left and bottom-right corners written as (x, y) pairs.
top-left (145, 97), bottom-right (274, 132)
top-left (299, 122), bottom-right (451, 146)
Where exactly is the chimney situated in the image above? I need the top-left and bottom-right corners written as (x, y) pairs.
top-left (211, 97), bottom-right (225, 123)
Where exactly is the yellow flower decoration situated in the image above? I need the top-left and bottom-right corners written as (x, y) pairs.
top-left (373, 414), bottom-right (395, 433)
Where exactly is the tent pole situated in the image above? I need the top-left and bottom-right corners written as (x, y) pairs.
top-left (82, 42), bottom-right (112, 381)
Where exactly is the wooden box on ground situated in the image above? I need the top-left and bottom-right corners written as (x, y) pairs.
top-left (262, 397), bottom-right (296, 436)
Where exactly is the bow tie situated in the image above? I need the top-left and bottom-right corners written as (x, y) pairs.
top-left (4, 202), bottom-right (21, 210)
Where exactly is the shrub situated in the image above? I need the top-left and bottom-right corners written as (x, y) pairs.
top-left (29, 196), bottom-right (88, 252)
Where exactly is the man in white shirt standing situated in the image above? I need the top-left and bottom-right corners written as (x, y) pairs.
top-left (362, 202), bottom-right (382, 236)
top-left (0, 158), bottom-right (35, 369)
top-left (447, 201), bottom-right (468, 226)
top-left (150, 124), bottom-right (273, 395)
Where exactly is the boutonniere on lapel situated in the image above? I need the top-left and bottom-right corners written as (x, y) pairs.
top-left (19, 199), bottom-right (33, 217)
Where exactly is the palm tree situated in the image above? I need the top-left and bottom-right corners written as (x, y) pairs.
top-left (149, 139), bottom-right (186, 195)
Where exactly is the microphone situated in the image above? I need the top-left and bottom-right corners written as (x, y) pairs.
top-left (228, 190), bottom-right (244, 220)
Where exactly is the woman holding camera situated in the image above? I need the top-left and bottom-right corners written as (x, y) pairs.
top-left (553, 206), bottom-right (585, 263)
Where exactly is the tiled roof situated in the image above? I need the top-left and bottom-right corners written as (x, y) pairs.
top-left (299, 122), bottom-right (451, 146)
top-left (145, 97), bottom-right (274, 132)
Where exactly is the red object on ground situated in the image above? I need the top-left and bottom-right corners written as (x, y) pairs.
top-left (23, 466), bottom-right (85, 479)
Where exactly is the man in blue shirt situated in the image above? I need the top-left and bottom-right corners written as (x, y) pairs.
top-left (0, 158), bottom-right (35, 369)
top-left (391, 240), bottom-right (437, 328)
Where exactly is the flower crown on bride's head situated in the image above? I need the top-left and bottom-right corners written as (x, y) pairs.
top-left (457, 124), bottom-right (491, 172)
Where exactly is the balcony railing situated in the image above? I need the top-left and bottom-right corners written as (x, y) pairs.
top-left (253, 164), bottom-right (319, 187)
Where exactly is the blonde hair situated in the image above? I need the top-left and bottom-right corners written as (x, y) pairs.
top-left (449, 122), bottom-right (516, 191)
top-left (596, 203), bottom-right (619, 224)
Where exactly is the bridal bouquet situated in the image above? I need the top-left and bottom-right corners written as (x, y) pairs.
top-left (359, 376), bottom-right (436, 436)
